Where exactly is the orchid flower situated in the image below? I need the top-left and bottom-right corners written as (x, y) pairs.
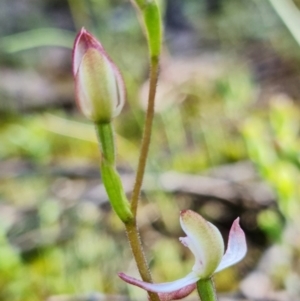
top-left (72, 28), bottom-right (125, 123)
top-left (119, 210), bottom-right (247, 301)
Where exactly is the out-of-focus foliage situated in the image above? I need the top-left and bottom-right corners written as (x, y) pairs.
top-left (243, 97), bottom-right (300, 237)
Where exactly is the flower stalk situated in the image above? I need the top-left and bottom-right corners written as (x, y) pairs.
top-left (125, 221), bottom-right (158, 301)
top-left (130, 0), bottom-right (162, 215)
top-left (96, 122), bottom-right (115, 164)
top-left (197, 278), bottom-right (218, 301)
top-left (95, 120), bottom-right (157, 300)
top-left (72, 0), bottom-right (163, 299)
top-left (125, 2), bottom-right (162, 301)
top-left (130, 57), bottom-right (159, 216)
top-left (72, 26), bottom-right (160, 299)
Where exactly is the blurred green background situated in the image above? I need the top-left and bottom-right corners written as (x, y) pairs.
top-left (1, 0), bottom-right (300, 300)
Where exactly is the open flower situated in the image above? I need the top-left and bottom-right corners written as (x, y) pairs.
top-left (119, 210), bottom-right (247, 301)
top-left (72, 28), bottom-right (125, 123)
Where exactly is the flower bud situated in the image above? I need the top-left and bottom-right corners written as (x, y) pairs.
top-left (72, 28), bottom-right (125, 123)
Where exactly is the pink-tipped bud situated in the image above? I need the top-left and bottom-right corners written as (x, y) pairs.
top-left (72, 28), bottom-right (125, 123)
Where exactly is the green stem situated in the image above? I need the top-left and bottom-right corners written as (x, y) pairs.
top-left (127, 58), bottom-right (161, 301)
top-left (131, 57), bottom-right (159, 216)
top-left (100, 161), bottom-right (133, 223)
top-left (130, 0), bottom-right (162, 59)
top-left (125, 221), bottom-right (160, 301)
top-left (102, 3), bottom-right (161, 301)
top-left (123, 66), bottom-right (161, 300)
top-left (96, 122), bottom-right (160, 301)
top-left (197, 278), bottom-right (218, 301)
top-left (96, 123), bottom-right (133, 223)
top-left (96, 122), bottom-right (115, 164)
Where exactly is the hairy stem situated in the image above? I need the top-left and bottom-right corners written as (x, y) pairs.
top-left (128, 55), bottom-right (160, 301)
top-left (96, 122), bottom-right (115, 164)
top-left (123, 3), bottom-right (161, 301)
top-left (96, 122), bottom-right (159, 300)
top-left (197, 278), bottom-right (218, 301)
top-left (131, 56), bottom-right (159, 216)
top-left (125, 220), bottom-right (160, 301)
top-left (96, 123), bottom-right (133, 223)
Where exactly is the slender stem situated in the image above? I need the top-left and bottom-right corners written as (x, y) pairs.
top-left (126, 4), bottom-right (161, 301)
top-left (131, 56), bottom-right (159, 216)
top-left (128, 55), bottom-right (160, 301)
top-left (96, 123), bottom-right (133, 223)
top-left (96, 122), bottom-right (115, 164)
top-left (197, 278), bottom-right (218, 301)
top-left (125, 221), bottom-right (160, 301)
top-left (96, 123), bottom-right (160, 300)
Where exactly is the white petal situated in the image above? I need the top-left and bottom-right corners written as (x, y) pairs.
top-left (112, 66), bottom-right (126, 117)
top-left (72, 28), bottom-right (88, 76)
top-left (215, 217), bottom-right (247, 273)
top-left (180, 210), bottom-right (224, 277)
top-left (77, 49), bottom-right (115, 122)
top-left (75, 67), bottom-right (93, 119)
top-left (73, 28), bottom-right (107, 77)
top-left (118, 271), bottom-right (199, 293)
